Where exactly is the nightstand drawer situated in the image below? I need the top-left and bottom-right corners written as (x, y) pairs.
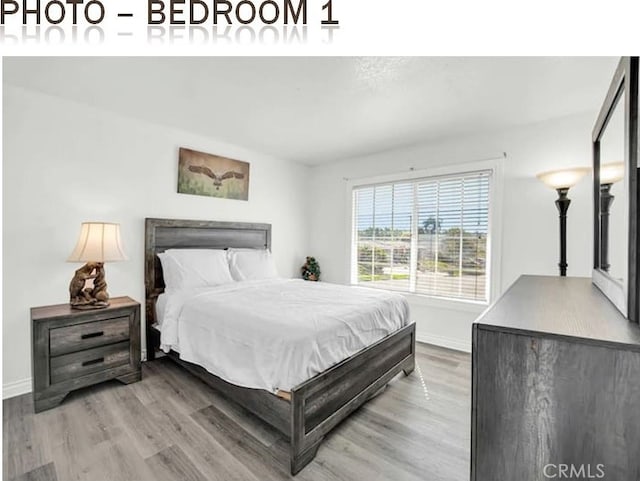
top-left (50, 341), bottom-right (131, 384)
top-left (50, 316), bottom-right (130, 356)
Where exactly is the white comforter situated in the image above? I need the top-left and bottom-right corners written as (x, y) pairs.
top-left (158, 279), bottom-right (410, 392)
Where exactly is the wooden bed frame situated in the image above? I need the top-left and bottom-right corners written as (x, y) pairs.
top-left (144, 218), bottom-right (416, 474)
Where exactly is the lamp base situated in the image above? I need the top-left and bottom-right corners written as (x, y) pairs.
top-left (70, 301), bottom-right (110, 310)
top-left (555, 188), bottom-right (571, 277)
top-left (69, 262), bottom-right (111, 310)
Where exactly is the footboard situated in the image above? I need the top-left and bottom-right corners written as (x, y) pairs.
top-left (289, 322), bottom-right (416, 474)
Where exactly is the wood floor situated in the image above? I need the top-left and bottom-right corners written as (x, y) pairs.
top-left (3, 343), bottom-right (471, 481)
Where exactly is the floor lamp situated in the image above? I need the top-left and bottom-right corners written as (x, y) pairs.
top-left (598, 162), bottom-right (625, 272)
top-left (536, 167), bottom-right (590, 276)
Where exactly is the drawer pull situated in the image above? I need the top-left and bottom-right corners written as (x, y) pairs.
top-left (82, 357), bottom-right (104, 367)
top-left (81, 331), bottom-right (104, 340)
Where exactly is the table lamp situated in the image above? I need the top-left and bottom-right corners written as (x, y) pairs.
top-left (67, 222), bottom-right (127, 309)
top-left (536, 167), bottom-right (590, 276)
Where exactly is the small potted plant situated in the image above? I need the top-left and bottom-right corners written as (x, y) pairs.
top-left (301, 256), bottom-right (321, 281)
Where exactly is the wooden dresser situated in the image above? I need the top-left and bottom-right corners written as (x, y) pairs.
top-left (471, 275), bottom-right (640, 481)
top-left (31, 296), bottom-right (141, 413)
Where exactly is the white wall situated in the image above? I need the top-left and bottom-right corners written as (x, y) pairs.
top-left (2, 82), bottom-right (602, 395)
top-left (2, 85), bottom-right (310, 396)
top-left (308, 113), bottom-right (597, 351)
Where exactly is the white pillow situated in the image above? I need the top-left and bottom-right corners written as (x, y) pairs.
top-left (227, 248), bottom-right (279, 281)
top-left (158, 249), bottom-right (234, 289)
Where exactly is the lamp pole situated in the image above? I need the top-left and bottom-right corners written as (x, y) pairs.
top-left (555, 188), bottom-right (571, 277)
top-left (599, 183), bottom-right (615, 272)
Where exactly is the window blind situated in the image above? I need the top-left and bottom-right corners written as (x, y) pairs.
top-left (352, 170), bottom-right (491, 303)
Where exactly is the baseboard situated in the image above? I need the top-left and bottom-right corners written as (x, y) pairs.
top-left (2, 339), bottom-right (466, 400)
top-left (3, 378), bottom-right (32, 399)
top-left (416, 333), bottom-right (471, 353)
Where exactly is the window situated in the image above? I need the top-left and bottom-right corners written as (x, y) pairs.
top-left (351, 170), bottom-right (492, 303)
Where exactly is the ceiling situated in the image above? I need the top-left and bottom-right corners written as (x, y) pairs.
top-left (3, 57), bottom-right (618, 165)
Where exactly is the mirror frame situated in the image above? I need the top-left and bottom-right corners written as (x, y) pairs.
top-left (592, 56), bottom-right (639, 323)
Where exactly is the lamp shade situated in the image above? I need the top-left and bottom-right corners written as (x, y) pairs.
top-left (600, 162), bottom-right (625, 185)
top-left (536, 167), bottom-right (590, 190)
top-left (67, 222), bottom-right (127, 263)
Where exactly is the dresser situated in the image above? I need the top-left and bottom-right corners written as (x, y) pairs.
top-left (472, 276), bottom-right (640, 481)
top-left (31, 296), bottom-right (141, 413)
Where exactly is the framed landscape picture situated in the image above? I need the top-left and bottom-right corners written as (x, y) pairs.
top-left (178, 147), bottom-right (250, 201)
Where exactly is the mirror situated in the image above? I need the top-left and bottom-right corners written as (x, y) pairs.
top-left (598, 92), bottom-right (627, 281)
top-left (592, 57), bottom-right (639, 323)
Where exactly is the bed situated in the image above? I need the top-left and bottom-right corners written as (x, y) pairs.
top-left (144, 218), bottom-right (416, 474)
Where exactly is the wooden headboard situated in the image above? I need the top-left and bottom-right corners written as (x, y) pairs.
top-left (144, 218), bottom-right (271, 332)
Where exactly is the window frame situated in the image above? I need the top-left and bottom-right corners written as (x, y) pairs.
top-left (346, 157), bottom-right (504, 307)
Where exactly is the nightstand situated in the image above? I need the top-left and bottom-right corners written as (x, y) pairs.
top-left (31, 296), bottom-right (141, 413)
